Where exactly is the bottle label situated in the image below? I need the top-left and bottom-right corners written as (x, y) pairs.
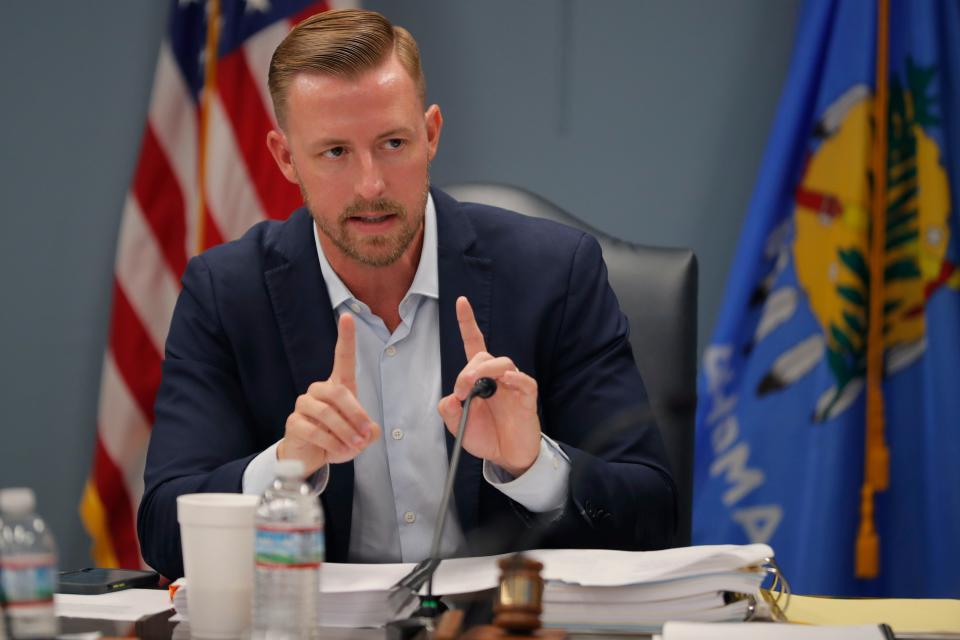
top-left (0, 553), bottom-right (56, 606)
top-left (255, 525), bottom-right (324, 569)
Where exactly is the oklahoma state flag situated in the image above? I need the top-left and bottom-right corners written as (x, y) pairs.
top-left (694, 0), bottom-right (960, 597)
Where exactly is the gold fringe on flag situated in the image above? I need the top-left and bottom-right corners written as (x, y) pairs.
top-left (857, 0), bottom-right (892, 580)
top-left (79, 479), bottom-right (120, 568)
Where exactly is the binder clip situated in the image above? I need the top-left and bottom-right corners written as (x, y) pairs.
top-left (759, 556), bottom-right (792, 622)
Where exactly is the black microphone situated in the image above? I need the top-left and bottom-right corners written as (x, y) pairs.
top-left (425, 377), bottom-right (496, 600)
top-left (387, 377), bottom-right (497, 637)
top-left (466, 376), bottom-right (497, 400)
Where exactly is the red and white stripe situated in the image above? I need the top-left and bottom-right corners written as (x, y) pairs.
top-left (84, 0), bottom-right (344, 569)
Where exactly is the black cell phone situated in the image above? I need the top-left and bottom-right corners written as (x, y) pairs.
top-left (57, 568), bottom-right (159, 595)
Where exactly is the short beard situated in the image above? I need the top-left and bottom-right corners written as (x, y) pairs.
top-left (302, 180), bottom-right (429, 268)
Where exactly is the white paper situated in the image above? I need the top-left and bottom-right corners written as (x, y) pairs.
top-left (662, 622), bottom-right (889, 639)
top-left (544, 591), bottom-right (726, 619)
top-left (549, 599), bottom-right (754, 633)
top-left (312, 545), bottom-right (772, 596)
top-left (318, 554), bottom-right (508, 596)
top-left (527, 544), bottom-right (773, 587)
top-left (54, 588), bottom-right (173, 621)
top-left (544, 570), bottom-right (765, 603)
top-left (320, 561), bottom-right (414, 593)
top-left (428, 552), bottom-right (510, 595)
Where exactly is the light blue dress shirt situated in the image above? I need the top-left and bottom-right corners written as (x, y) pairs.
top-left (243, 194), bottom-right (570, 562)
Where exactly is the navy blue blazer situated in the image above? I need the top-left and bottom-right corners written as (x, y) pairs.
top-left (138, 188), bottom-right (676, 579)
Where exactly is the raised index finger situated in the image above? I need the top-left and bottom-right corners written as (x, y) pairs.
top-left (332, 313), bottom-right (357, 394)
top-left (456, 296), bottom-right (487, 359)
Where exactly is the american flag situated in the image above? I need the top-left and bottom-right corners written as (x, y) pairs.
top-left (80, 0), bottom-right (353, 568)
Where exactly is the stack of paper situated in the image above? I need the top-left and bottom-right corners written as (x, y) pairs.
top-left (325, 544), bottom-right (774, 629)
top-left (526, 545), bottom-right (773, 632)
top-left (167, 563), bottom-right (419, 628)
top-left (317, 562), bottom-right (420, 627)
top-left (165, 545), bottom-right (776, 630)
top-left (55, 588), bottom-right (174, 621)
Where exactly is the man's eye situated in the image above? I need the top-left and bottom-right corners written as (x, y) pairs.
top-left (322, 146), bottom-right (345, 158)
top-left (384, 138), bottom-right (404, 150)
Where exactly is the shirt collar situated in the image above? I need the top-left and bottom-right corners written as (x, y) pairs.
top-left (312, 193), bottom-right (439, 310)
top-left (407, 193), bottom-right (439, 300)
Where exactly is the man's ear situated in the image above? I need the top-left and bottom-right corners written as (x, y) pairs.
top-left (266, 129), bottom-right (299, 184)
top-left (424, 104), bottom-right (443, 162)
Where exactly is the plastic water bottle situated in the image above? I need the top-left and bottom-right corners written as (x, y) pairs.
top-left (252, 459), bottom-right (324, 639)
top-left (0, 488), bottom-right (58, 639)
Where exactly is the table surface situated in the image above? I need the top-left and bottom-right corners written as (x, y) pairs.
top-left (57, 613), bottom-right (960, 640)
top-left (58, 611), bottom-right (659, 639)
top-left (57, 586), bottom-right (663, 639)
top-left (56, 591), bottom-right (960, 640)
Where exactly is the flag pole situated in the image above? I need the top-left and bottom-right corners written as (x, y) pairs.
top-left (196, 0), bottom-right (222, 255)
top-left (857, 0), bottom-right (891, 580)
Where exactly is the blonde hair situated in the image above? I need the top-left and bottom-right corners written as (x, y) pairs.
top-left (268, 9), bottom-right (426, 127)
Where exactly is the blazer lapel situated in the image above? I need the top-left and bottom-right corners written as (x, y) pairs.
top-left (434, 188), bottom-right (493, 537)
top-left (262, 208), bottom-right (354, 561)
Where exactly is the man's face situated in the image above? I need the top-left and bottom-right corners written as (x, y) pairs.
top-left (268, 54), bottom-right (442, 268)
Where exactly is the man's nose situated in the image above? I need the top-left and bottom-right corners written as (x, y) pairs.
top-left (355, 154), bottom-right (386, 200)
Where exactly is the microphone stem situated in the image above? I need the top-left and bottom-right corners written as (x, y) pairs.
top-left (426, 392), bottom-right (475, 599)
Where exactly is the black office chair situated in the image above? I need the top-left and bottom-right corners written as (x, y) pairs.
top-left (442, 183), bottom-right (698, 546)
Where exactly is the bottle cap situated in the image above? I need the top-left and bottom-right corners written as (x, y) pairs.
top-left (0, 488), bottom-right (36, 514)
top-left (276, 459), bottom-right (306, 479)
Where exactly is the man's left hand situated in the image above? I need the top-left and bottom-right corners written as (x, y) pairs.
top-left (437, 296), bottom-right (541, 476)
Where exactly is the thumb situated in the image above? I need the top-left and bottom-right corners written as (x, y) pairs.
top-left (437, 394), bottom-right (463, 434)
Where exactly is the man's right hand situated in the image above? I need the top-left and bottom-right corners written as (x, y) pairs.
top-left (278, 313), bottom-right (380, 474)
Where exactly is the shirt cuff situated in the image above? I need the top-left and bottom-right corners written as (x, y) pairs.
top-left (241, 441), bottom-right (330, 495)
top-left (242, 442), bottom-right (280, 495)
top-left (483, 435), bottom-right (570, 513)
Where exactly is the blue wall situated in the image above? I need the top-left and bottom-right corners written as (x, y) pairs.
top-left (0, 1), bottom-right (799, 570)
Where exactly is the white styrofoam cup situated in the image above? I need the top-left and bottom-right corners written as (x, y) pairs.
top-left (177, 493), bottom-right (259, 638)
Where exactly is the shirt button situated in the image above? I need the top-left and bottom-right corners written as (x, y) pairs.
top-left (392, 428), bottom-right (404, 441)
top-left (385, 345), bottom-right (397, 357)
top-left (403, 511), bottom-right (416, 524)
top-left (349, 302), bottom-right (361, 314)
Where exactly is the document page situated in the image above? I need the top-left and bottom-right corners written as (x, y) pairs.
top-left (527, 544), bottom-right (773, 586)
top-left (662, 622), bottom-right (890, 639)
top-left (55, 588), bottom-right (173, 621)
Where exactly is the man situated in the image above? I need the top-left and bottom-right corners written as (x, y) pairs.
top-left (138, 9), bottom-right (675, 579)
